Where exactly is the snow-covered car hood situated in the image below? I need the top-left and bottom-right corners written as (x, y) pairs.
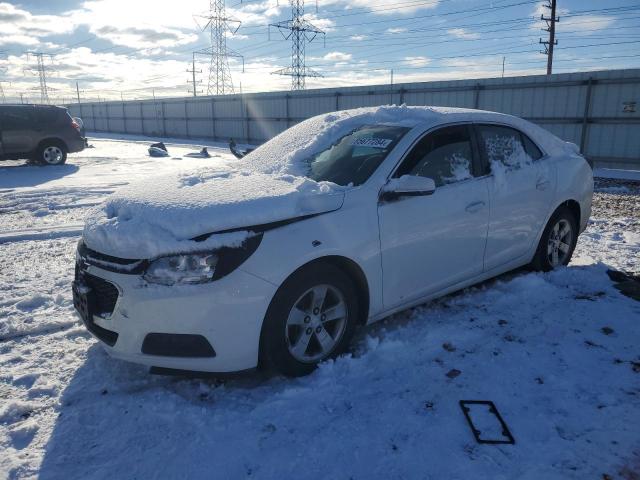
top-left (83, 168), bottom-right (344, 259)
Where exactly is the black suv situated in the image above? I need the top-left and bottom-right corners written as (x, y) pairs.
top-left (0, 105), bottom-right (86, 165)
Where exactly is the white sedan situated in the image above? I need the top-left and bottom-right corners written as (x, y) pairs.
top-left (73, 106), bottom-right (593, 377)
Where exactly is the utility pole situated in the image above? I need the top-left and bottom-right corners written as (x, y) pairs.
top-left (389, 69), bottom-right (393, 105)
top-left (502, 56), bottom-right (505, 78)
top-left (20, 93), bottom-right (24, 104)
top-left (0, 51), bottom-right (7, 104)
top-left (187, 52), bottom-right (202, 97)
top-left (539, 0), bottom-right (559, 75)
top-left (270, 0), bottom-right (325, 90)
top-left (195, 0), bottom-right (244, 95)
top-left (76, 81), bottom-right (81, 103)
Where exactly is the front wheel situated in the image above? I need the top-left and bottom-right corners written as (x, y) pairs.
top-left (531, 206), bottom-right (578, 272)
top-left (260, 263), bottom-right (359, 377)
top-left (36, 142), bottom-right (67, 165)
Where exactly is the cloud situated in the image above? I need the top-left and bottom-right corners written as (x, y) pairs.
top-left (323, 51), bottom-right (352, 61)
top-left (447, 28), bottom-right (480, 40)
top-left (386, 27), bottom-right (407, 34)
top-left (349, 35), bottom-right (368, 41)
top-left (560, 14), bottom-right (616, 32)
top-left (302, 13), bottom-right (335, 32)
top-left (90, 25), bottom-right (197, 49)
top-left (404, 56), bottom-right (431, 67)
top-left (0, 2), bottom-right (77, 46)
top-left (319, 0), bottom-right (439, 15)
top-left (530, 4), bottom-right (615, 34)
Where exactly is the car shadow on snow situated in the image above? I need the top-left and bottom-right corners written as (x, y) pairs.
top-left (0, 162), bottom-right (79, 189)
top-left (36, 263), bottom-right (637, 479)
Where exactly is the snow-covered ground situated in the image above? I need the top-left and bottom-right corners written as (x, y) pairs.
top-left (1, 136), bottom-right (639, 479)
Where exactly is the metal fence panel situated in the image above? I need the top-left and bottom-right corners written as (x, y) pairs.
top-left (67, 68), bottom-right (640, 168)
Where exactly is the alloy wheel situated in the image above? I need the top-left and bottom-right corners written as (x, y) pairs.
top-left (43, 146), bottom-right (63, 165)
top-left (547, 218), bottom-right (573, 267)
top-left (285, 284), bottom-right (348, 363)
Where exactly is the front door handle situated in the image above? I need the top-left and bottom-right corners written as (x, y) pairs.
top-left (465, 201), bottom-right (485, 213)
top-left (536, 179), bottom-right (550, 190)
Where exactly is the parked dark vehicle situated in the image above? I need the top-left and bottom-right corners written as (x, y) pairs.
top-left (0, 105), bottom-right (85, 165)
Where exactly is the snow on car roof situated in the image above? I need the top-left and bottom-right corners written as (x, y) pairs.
top-left (83, 105), bottom-right (572, 259)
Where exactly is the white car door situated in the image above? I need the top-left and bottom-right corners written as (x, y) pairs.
top-left (475, 123), bottom-right (557, 271)
top-left (377, 124), bottom-right (490, 309)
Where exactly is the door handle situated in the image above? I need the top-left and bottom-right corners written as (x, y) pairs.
top-left (536, 179), bottom-right (550, 190)
top-left (465, 201), bottom-right (485, 213)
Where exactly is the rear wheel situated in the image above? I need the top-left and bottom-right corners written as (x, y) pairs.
top-left (36, 142), bottom-right (67, 165)
top-left (531, 206), bottom-right (578, 271)
top-left (260, 263), bottom-right (359, 377)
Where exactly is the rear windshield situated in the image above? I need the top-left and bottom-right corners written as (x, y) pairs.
top-left (307, 125), bottom-right (409, 186)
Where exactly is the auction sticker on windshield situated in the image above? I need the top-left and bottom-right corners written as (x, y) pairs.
top-left (351, 137), bottom-right (393, 148)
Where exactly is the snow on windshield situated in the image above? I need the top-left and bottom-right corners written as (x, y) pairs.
top-left (239, 105), bottom-right (446, 177)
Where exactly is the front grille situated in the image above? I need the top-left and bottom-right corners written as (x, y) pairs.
top-left (78, 241), bottom-right (146, 274)
top-left (84, 273), bottom-right (119, 315)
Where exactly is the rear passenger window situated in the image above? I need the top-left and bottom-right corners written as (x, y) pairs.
top-left (395, 125), bottom-right (474, 187)
top-left (0, 109), bottom-right (31, 130)
top-left (521, 134), bottom-right (543, 160)
top-left (477, 125), bottom-right (537, 172)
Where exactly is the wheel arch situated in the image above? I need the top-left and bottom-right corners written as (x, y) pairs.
top-left (562, 199), bottom-right (581, 228)
top-left (36, 137), bottom-right (68, 153)
top-left (273, 255), bottom-right (370, 326)
top-left (257, 255), bottom-right (371, 369)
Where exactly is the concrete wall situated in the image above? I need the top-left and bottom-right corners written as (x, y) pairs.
top-left (68, 69), bottom-right (640, 169)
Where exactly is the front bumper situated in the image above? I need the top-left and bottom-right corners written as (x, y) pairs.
top-left (74, 262), bottom-right (277, 373)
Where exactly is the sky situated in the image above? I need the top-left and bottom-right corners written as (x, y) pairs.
top-left (0, 0), bottom-right (639, 102)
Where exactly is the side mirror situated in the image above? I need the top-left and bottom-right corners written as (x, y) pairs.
top-left (380, 175), bottom-right (436, 202)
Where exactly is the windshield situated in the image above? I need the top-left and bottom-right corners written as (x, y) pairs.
top-left (307, 125), bottom-right (409, 186)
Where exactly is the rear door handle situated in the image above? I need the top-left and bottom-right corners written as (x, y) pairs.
top-left (536, 179), bottom-right (550, 190)
top-left (465, 201), bottom-right (485, 213)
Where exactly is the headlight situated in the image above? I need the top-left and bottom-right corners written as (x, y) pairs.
top-left (144, 253), bottom-right (218, 286)
top-left (143, 234), bottom-right (263, 286)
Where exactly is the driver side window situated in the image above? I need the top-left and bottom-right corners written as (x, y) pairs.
top-left (395, 125), bottom-right (474, 187)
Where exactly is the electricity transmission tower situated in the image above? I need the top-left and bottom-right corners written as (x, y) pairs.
top-left (539, 0), bottom-right (559, 75)
top-left (195, 0), bottom-right (244, 95)
top-left (26, 52), bottom-right (55, 103)
top-left (270, 0), bottom-right (325, 90)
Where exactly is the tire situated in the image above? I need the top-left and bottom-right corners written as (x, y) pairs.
top-left (260, 263), bottom-right (359, 377)
top-left (531, 205), bottom-right (578, 272)
top-left (35, 141), bottom-right (67, 165)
